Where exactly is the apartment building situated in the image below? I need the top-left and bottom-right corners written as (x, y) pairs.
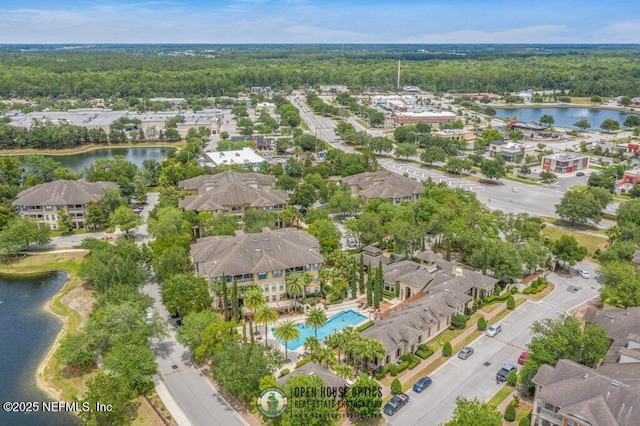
top-left (341, 170), bottom-right (424, 204)
top-left (190, 227), bottom-right (323, 308)
top-left (12, 179), bottom-right (118, 230)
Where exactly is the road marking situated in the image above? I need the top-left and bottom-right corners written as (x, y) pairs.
top-left (492, 338), bottom-right (528, 352)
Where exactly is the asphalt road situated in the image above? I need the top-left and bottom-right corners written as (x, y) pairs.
top-left (386, 262), bottom-right (601, 426)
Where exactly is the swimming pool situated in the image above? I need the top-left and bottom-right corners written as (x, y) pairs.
top-left (272, 309), bottom-right (367, 351)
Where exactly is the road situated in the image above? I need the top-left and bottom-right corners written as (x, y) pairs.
top-left (291, 96), bottom-right (618, 226)
top-left (387, 262), bottom-right (602, 426)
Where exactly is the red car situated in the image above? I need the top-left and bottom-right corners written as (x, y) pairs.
top-left (518, 352), bottom-right (530, 364)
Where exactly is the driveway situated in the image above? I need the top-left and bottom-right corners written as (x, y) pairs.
top-left (387, 262), bottom-right (601, 426)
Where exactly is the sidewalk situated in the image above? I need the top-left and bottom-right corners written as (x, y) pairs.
top-left (379, 299), bottom-right (511, 398)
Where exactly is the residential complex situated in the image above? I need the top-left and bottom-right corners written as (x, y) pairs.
top-left (12, 179), bottom-right (118, 230)
top-left (530, 307), bottom-right (640, 426)
top-left (178, 171), bottom-right (288, 218)
top-left (342, 170), bottom-right (424, 204)
top-left (190, 227), bottom-right (323, 308)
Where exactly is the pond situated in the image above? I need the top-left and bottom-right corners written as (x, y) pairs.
top-left (493, 107), bottom-right (635, 130)
top-left (42, 146), bottom-right (175, 172)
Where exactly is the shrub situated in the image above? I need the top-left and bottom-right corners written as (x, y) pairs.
top-left (523, 287), bottom-right (533, 294)
top-left (510, 287), bottom-right (518, 293)
top-left (442, 341), bottom-right (452, 357)
top-left (389, 364), bottom-right (398, 376)
top-left (519, 417), bottom-right (531, 426)
top-left (507, 296), bottom-right (516, 310)
top-left (507, 370), bottom-right (517, 386)
top-left (451, 314), bottom-right (469, 329)
top-left (495, 285), bottom-right (503, 294)
top-left (279, 368), bottom-right (290, 377)
top-left (477, 317), bottom-right (487, 331)
top-left (408, 358), bottom-right (421, 370)
top-left (398, 361), bottom-right (409, 373)
top-left (295, 356), bottom-right (312, 368)
top-left (357, 321), bottom-right (374, 332)
top-left (375, 366), bottom-right (388, 380)
top-left (416, 345), bottom-right (434, 359)
top-left (448, 325), bottom-right (456, 330)
top-left (504, 402), bottom-right (516, 422)
top-left (391, 378), bottom-right (402, 394)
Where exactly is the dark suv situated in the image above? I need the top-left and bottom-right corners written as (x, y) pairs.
top-left (383, 393), bottom-right (409, 416)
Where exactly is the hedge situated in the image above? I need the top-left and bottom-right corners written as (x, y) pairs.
top-left (389, 364), bottom-right (398, 376)
top-left (397, 361), bottom-right (409, 373)
top-left (416, 346), bottom-right (435, 359)
top-left (375, 366), bottom-right (388, 380)
top-left (357, 321), bottom-right (374, 332)
top-left (408, 358), bottom-right (421, 370)
top-left (295, 356), bottom-right (312, 369)
top-left (279, 368), bottom-right (290, 377)
top-left (504, 402), bottom-right (516, 422)
top-left (486, 292), bottom-right (513, 304)
top-left (382, 289), bottom-right (395, 299)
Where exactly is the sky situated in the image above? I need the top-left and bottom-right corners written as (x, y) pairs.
top-left (1, 0), bottom-right (640, 44)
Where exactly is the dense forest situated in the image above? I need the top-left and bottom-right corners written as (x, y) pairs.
top-left (0, 45), bottom-right (639, 99)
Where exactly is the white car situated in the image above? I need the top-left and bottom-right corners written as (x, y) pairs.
top-left (512, 187), bottom-right (519, 193)
top-left (486, 324), bottom-right (502, 337)
top-left (578, 269), bottom-right (590, 279)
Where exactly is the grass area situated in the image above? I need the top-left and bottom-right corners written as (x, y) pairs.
top-left (542, 225), bottom-right (608, 259)
top-left (514, 404), bottom-right (533, 424)
top-left (528, 282), bottom-right (556, 301)
top-left (486, 385), bottom-right (513, 408)
top-left (504, 175), bottom-right (541, 186)
top-left (539, 216), bottom-right (607, 234)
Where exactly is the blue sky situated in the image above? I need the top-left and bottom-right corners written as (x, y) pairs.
top-left (1, 0), bottom-right (640, 44)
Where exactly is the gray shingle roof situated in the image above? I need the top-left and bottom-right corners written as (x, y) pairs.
top-left (12, 180), bottom-right (118, 206)
top-left (342, 170), bottom-right (423, 200)
top-left (532, 359), bottom-right (640, 426)
top-left (276, 362), bottom-right (348, 390)
top-left (178, 171), bottom-right (276, 192)
top-left (191, 227), bottom-right (323, 277)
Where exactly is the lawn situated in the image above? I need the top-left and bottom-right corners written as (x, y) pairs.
top-left (486, 385), bottom-right (513, 408)
top-left (541, 225), bottom-right (608, 258)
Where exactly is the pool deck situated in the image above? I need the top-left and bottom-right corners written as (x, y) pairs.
top-left (263, 298), bottom-right (395, 369)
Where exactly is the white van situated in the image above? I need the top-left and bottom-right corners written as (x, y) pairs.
top-left (486, 324), bottom-right (502, 337)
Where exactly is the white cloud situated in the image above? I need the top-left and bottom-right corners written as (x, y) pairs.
top-left (593, 20), bottom-right (640, 43)
top-left (398, 25), bottom-right (573, 44)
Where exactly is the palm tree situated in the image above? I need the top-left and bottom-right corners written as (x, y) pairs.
top-left (326, 330), bottom-right (349, 364)
top-left (314, 347), bottom-right (336, 367)
top-left (304, 336), bottom-right (321, 357)
top-left (254, 305), bottom-right (278, 347)
top-left (286, 272), bottom-right (313, 307)
top-left (273, 319), bottom-right (300, 362)
top-left (244, 287), bottom-right (266, 340)
top-left (305, 306), bottom-right (328, 338)
top-left (360, 338), bottom-right (386, 374)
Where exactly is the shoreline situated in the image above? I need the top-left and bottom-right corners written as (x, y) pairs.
top-left (0, 140), bottom-right (184, 156)
top-left (490, 102), bottom-right (640, 116)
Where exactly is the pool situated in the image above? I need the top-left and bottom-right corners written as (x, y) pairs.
top-left (272, 309), bottom-right (368, 351)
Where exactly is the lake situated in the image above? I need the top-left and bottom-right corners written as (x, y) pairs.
top-left (494, 107), bottom-right (635, 130)
top-left (0, 271), bottom-right (81, 425)
top-left (43, 146), bottom-right (175, 173)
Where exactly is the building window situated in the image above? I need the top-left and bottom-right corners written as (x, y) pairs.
top-left (45, 206), bottom-right (53, 211)
top-left (273, 270), bottom-right (283, 278)
top-left (313, 286), bottom-right (319, 293)
top-left (45, 215), bottom-right (49, 220)
top-left (258, 272), bottom-right (268, 280)
top-left (312, 263), bottom-right (320, 270)
top-left (272, 295), bottom-right (277, 301)
top-left (271, 285), bottom-right (276, 292)
top-left (263, 284), bottom-right (269, 292)
top-left (279, 283), bottom-right (284, 291)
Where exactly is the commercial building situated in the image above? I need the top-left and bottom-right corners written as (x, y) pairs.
top-left (341, 170), bottom-right (424, 204)
top-left (203, 147), bottom-right (267, 169)
top-left (393, 110), bottom-right (457, 125)
top-left (433, 129), bottom-right (476, 142)
top-left (190, 228), bottom-right (323, 308)
top-left (617, 168), bottom-right (640, 193)
top-left (12, 179), bottom-right (118, 230)
top-left (489, 141), bottom-right (526, 162)
top-left (541, 153), bottom-right (590, 174)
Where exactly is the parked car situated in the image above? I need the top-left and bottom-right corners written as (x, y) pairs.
top-left (346, 238), bottom-right (357, 248)
top-left (496, 363), bottom-right (517, 382)
top-left (486, 324), bottom-right (502, 337)
top-left (458, 347), bottom-right (474, 360)
top-left (512, 187), bottom-right (519, 193)
top-left (576, 172), bottom-right (585, 177)
top-left (383, 393), bottom-right (409, 416)
top-left (412, 376), bottom-right (432, 393)
top-left (145, 311), bottom-right (154, 324)
top-left (518, 351), bottom-right (530, 365)
top-left (578, 269), bottom-right (590, 279)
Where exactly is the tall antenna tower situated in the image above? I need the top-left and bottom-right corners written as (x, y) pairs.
top-left (397, 60), bottom-right (401, 88)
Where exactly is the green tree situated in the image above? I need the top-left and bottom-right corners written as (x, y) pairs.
top-left (176, 310), bottom-right (221, 353)
top-left (504, 402), bottom-right (516, 421)
top-left (244, 209), bottom-right (276, 233)
top-left (480, 157), bottom-right (506, 180)
top-left (600, 118), bottom-right (620, 132)
top-left (56, 209), bottom-right (74, 233)
top-left (285, 373), bottom-right (338, 426)
top-left (307, 219), bottom-right (341, 254)
top-left (555, 190), bottom-right (604, 224)
top-left (245, 287), bottom-right (266, 340)
top-left (598, 261), bottom-right (640, 308)
top-left (394, 142), bottom-right (418, 159)
top-left (574, 118), bottom-right (591, 130)
top-left (420, 146), bottom-right (447, 165)
top-left (305, 306), bottom-right (328, 339)
top-left (273, 319), bottom-right (301, 362)
top-left (210, 339), bottom-right (284, 405)
top-left (161, 273), bottom-right (213, 317)
top-left (108, 205), bottom-right (142, 235)
top-left (444, 396), bottom-right (501, 426)
top-left (254, 305), bottom-right (279, 347)
top-left (539, 114), bottom-right (555, 127)
top-left (391, 378), bottom-right (402, 394)
top-left (477, 317), bottom-right (487, 331)
top-left (442, 341), bottom-right (453, 356)
top-left (368, 136), bottom-right (394, 155)
top-left (520, 315), bottom-right (609, 394)
top-left (0, 217), bottom-right (51, 254)
top-left (345, 374), bottom-right (382, 419)
top-left (151, 245), bottom-right (192, 282)
top-left (102, 342), bottom-right (157, 394)
top-left (79, 373), bottom-right (138, 425)
top-left (147, 206), bottom-right (191, 238)
top-left (56, 332), bottom-right (94, 370)
top-left (327, 188), bottom-right (360, 218)
top-left (507, 295), bottom-right (515, 310)
top-left (552, 235), bottom-right (587, 268)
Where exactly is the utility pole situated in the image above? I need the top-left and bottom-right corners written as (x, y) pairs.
top-left (397, 60), bottom-right (401, 89)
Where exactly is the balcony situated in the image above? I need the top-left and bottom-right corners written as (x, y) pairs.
top-left (536, 406), bottom-right (564, 423)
